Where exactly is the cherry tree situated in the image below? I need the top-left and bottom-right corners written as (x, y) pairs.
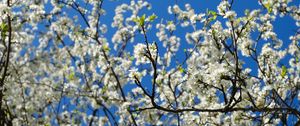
top-left (0, 0), bottom-right (300, 125)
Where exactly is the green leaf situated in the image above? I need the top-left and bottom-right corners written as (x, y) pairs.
top-left (182, 101), bottom-right (186, 106)
top-left (161, 70), bottom-right (166, 75)
top-left (167, 21), bottom-right (173, 26)
top-left (101, 85), bottom-right (108, 94)
top-left (103, 44), bottom-right (110, 51)
top-left (149, 14), bottom-right (157, 22)
top-left (157, 79), bottom-right (162, 85)
top-left (140, 14), bottom-right (146, 26)
top-left (133, 14), bottom-right (147, 26)
top-left (208, 10), bottom-right (217, 20)
top-left (178, 65), bottom-right (185, 73)
top-left (0, 23), bottom-right (8, 32)
top-left (129, 56), bottom-right (135, 61)
top-left (236, 18), bottom-right (241, 24)
top-left (68, 72), bottom-right (75, 80)
top-left (212, 29), bottom-right (216, 36)
top-left (209, 10), bottom-right (217, 16)
top-left (281, 65), bottom-right (287, 77)
top-left (265, 3), bottom-right (272, 13)
top-left (132, 17), bottom-right (140, 24)
top-left (212, 15), bottom-right (217, 20)
top-left (0, 23), bottom-right (8, 38)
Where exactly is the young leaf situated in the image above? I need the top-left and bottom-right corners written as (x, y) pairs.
top-left (103, 44), bottom-right (110, 51)
top-left (149, 14), bottom-right (157, 22)
top-left (182, 101), bottom-right (186, 106)
top-left (167, 21), bottom-right (173, 25)
top-left (212, 29), bottom-right (216, 36)
top-left (129, 56), bottom-right (135, 61)
top-left (133, 17), bottom-right (140, 24)
top-left (208, 10), bottom-right (217, 20)
top-left (0, 23), bottom-right (8, 38)
top-left (264, 3), bottom-right (272, 13)
top-left (68, 72), bottom-right (75, 80)
top-left (102, 85), bottom-right (108, 94)
top-left (281, 65), bottom-right (287, 77)
top-left (178, 65), bottom-right (185, 73)
top-left (0, 23), bottom-right (8, 32)
top-left (140, 14), bottom-right (146, 26)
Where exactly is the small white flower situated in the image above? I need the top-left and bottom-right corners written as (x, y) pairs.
top-left (224, 11), bottom-right (237, 19)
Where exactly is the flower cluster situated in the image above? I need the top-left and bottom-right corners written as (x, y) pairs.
top-left (0, 0), bottom-right (299, 125)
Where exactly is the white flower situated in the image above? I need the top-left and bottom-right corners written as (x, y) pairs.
top-left (224, 11), bottom-right (237, 19)
top-left (133, 43), bottom-right (148, 65)
top-left (168, 6), bottom-right (172, 14)
top-left (173, 5), bottom-right (181, 14)
top-left (239, 38), bottom-right (254, 57)
top-left (217, 1), bottom-right (229, 15)
top-left (166, 22), bottom-right (176, 31)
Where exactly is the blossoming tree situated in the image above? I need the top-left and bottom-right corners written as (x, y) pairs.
top-left (0, 0), bottom-right (300, 125)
